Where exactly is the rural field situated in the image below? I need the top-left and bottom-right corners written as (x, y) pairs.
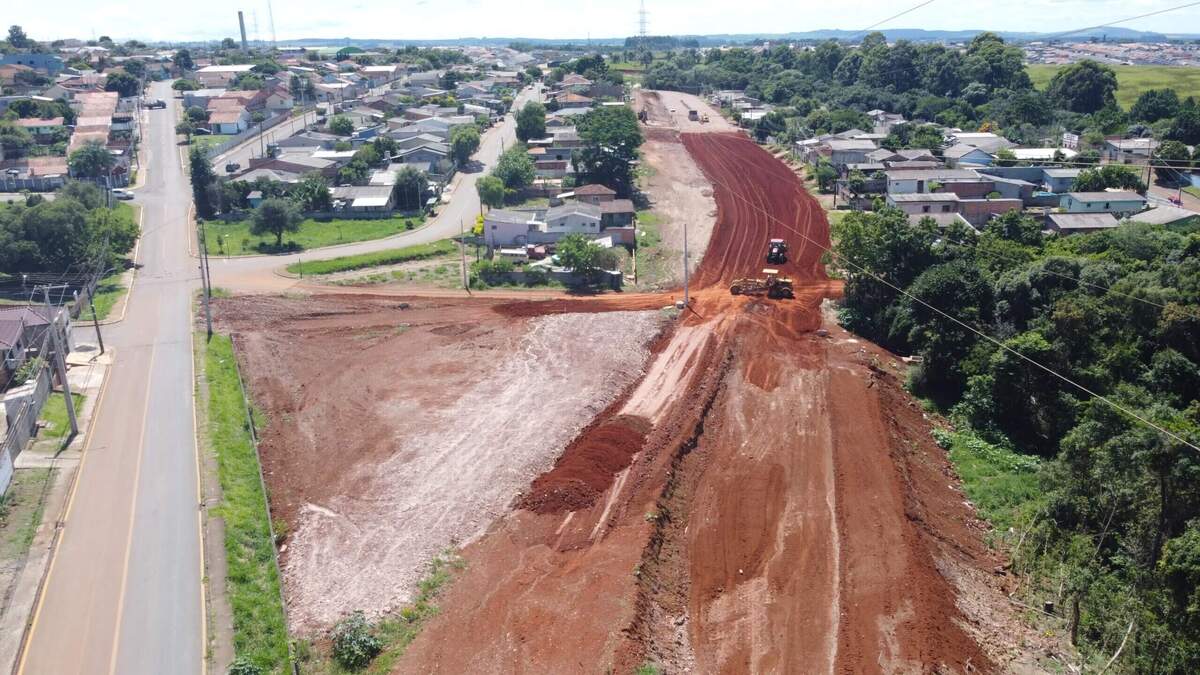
top-left (1027, 63), bottom-right (1200, 108)
top-left (216, 111), bottom-right (1041, 672)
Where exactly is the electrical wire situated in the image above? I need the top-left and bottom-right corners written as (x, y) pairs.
top-left (847, 0), bottom-right (941, 41)
top-left (693, 155), bottom-right (1200, 453)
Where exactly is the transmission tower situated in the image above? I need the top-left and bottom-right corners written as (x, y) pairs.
top-left (267, 0), bottom-right (277, 47)
top-left (638, 0), bottom-right (648, 39)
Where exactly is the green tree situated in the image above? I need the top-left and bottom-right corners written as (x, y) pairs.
top-left (1154, 140), bottom-right (1191, 184)
top-left (1166, 103), bottom-right (1200, 145)
top-left (175, 120), bottom-right (195, 142)
top-left (291, 173), bottom-right (331, 212)
top-left (574, 106), bottom-right (643, 197)
top-left (449, 124), bottom-right (481, 164)
top-left (515, 101), bottom-right (547, 143)
top-left (172, 79), bottom-right (200, 91)
top-left (493, 145), bottom-right (535, 190)
top-left (220, 37), bottom-right (237, 50)
top-left (186, 106), bottom-right (209, 123)
top-left (994, 147), bottom-right (1018, 167)
top-left (476, 174), bottom-right (505, 209)
top-left (68, 141), bottom-right (115, 178)
top-left (104, 71), bottom-right (141, 98)
top-left (173, 48), bottom-right (194, 71)
top-left (813, 161), bottom-right (837, 193)
top-left (188, 146), bottom-right (217, 218)
top-left (1130, 88), bottom-right (1180, 123)
top-left (391, 166), bottom-right (428, 211)
top-left (329, 115), bottom-right (354, 136)
top-left (7, 25), bottom-right (31, 49)
top-left (251, 198), bottom-right (302, 248)
top-left (0, 122), bottom-right (34, 157)
top-left (1045, 60), bottom-right (1117, 114)
top-left (556, 233), bottom-right (616, 281)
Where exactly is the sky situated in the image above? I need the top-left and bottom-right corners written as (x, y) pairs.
top-left (12, 0), bottom-right (1200, 43)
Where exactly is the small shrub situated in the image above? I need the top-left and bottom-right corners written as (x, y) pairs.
top-left (405, 219), bottom-right (415, 230)
top-left (227, 657), bottom-right (264, 675)
top-left (331, 611), bottom-right (382, 670)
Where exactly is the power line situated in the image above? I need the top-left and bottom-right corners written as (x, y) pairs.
top-left (1040, 1), bottom-right (1200, 41)
top-left (694, 153), bottom-right (1200, 453)
top-left (847, 0), bottom-right (940, 41)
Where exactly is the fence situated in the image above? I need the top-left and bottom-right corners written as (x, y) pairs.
top-left (0, 363), bottom-right (53, 493)
top-left (202, 108), bottom-right (317, 160)
top-left (0, 174), bottom-right (130, 194)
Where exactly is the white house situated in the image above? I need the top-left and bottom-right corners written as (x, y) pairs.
top-left (209, 107), bottom-right (250, 134)
top-left (195, 64), bottom-right (255, 87)
top-left (543, 203), bottom-right (601, 235)
top-left (483, 209), bottom-right (537, 247)
top-left (1060, 191), bottom-right (1147, 217)
top-left (885, 169), bottom-right (980, 194)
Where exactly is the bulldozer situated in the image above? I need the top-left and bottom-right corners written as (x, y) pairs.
top-left (766, 238), bottom-right (788, 264)
top-left (730, 269), bottom-right (795, 299)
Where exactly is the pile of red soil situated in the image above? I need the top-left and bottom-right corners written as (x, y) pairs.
top-left (519, 415), bottom-right (650, 514)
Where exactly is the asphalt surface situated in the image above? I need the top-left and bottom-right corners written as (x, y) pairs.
top-left (210, 110), bottom-right (319, 175)
top-left (20, 80), bottom-right (203, 674)
top-left (210, 85), bottom-right (542, 292)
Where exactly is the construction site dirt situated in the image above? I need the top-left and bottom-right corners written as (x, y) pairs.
top-left (218, 130), bottom-right (1032, 673)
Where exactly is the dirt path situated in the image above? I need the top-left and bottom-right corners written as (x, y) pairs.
top-left (396, 135), bottom-right (1008, 673)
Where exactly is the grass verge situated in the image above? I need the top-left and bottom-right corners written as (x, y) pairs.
top-left (201, 333), bottom-right (290, 672)
top-left (1183, 186), bottom-right (1200, 200)
top-left (190, 134), bottom-right (234, 152)
top-left (37, 393), bottom-right (86, 443)
top-left (932, 428), bottom-right (1042, 538)
top-left (203, 215), bottom-right (426, 256)
top-left (286, 239), bottom-right (456, 276)
top-left (633, 210), bottom-right (671, 288)
top-left (1027, 63), bottom-right (1200, 109)
top-left (0, 469), bottom-right (53, 562)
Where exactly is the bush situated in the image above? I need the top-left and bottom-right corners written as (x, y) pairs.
top-left (227, 657), bottom-right (264, 675)
top-left (331, 611), bottom-right (382, 670)
top-left (523, 267), bottom-right (550, 286)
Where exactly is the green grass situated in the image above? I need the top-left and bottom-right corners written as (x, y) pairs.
top-left (635, 664), bottom-right (664, 675)
top-left (285, 239), bottom-right (456, 276)
top-left (75, 271), bottom-right (127, 322)
top-left (609, 61), bottom-right (647, 72)
top-left (37, 393), bottom-right (85, 442)
top-left (190, 133), bottom-right (234, 152)
top-left (0, 469), bottom-right (53, 562)
top-left (633, 210), bottom-right (672, 288)
top-left (201, 333), bottom-right (290, 673)
top-left (1027, 64), bottom-right (1200, 109)
top-left (203, 215), bottom-right (425, 256)
top-left (933, 428), bottom-right (1042, 537)
top-left (1183, 186), bottom-right (1200, 200)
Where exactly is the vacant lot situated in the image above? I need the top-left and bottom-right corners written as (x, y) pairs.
top-left (214, 295), bottom-right (666, 632)
top-left (1028, 63), bottom-right (1200, 108)
top-left (202, 215), bottom-right (425, 256)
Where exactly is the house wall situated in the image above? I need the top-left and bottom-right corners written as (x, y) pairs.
top-left (942, 181), bottom-right (994, 199)
top-left (484, 217), bottom-right (532, 247)
top-left (957, 199), bottom-right (1023, 226)
top-left (544, 213), bottom-right (601, 234)
top-left (1061, 196), bottom-right (1146, 216)
top-left (830, 149), bottom-right (872, 167)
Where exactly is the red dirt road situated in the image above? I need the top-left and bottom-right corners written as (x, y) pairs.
top-left (391, 133), bottom-right (1001, 673)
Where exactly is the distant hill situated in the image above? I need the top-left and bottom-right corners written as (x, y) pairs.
top-left (220, 27), bottom-right (1199, 50)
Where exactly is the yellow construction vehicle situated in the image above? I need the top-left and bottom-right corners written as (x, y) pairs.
top-left (729, 268), bottom-right (795, 299)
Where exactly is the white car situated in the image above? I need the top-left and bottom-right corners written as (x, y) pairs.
top-left (111, 189), bottom-right (135, 200)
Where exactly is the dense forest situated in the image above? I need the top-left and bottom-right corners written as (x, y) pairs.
top-left (832, 207), bottom-right (1200, 671)
top-left (643, 32), bottom-right (1200, 155)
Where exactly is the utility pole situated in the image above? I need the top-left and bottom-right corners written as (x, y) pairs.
top-left (682, 221), bottom-right (689, 307)
top-left (38, 285), bottom-right (78, 436)
top-left (460, 219), bottom-right (469, 291)
top-left (197, 220), bottom-right (212, 339)
top-left (85, 288), bottom-right (105, 355)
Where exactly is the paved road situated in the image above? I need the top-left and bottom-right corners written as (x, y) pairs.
top-left (210, 110), bottom-right (319, 174)
top-left (211, 86), bottom-right (542, 292)
top-left (20, 80), bottom-right (203, 675)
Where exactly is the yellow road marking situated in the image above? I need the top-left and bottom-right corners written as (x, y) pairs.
top-left (106, 344), bottom-right (158, 675)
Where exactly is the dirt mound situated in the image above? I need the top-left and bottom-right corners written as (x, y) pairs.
top-left (519, 415), bottom-right (651, 514)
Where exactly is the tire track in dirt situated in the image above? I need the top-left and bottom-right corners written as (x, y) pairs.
top-left (394, 134), bottom-right (995, 674)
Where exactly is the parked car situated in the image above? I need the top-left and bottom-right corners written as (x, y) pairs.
top-left (225, 162), bottom-right (241, 173)
top-left (111, 189), bottom-right (135, 200)
top-left (147, 99), bottom-right (167, 109)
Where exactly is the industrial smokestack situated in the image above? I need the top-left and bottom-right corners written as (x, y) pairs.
top-left (238, 11), bottom-right (249, 50)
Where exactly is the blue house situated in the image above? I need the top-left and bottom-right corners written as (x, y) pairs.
top-left (0, 53), bottom-right (64, 76)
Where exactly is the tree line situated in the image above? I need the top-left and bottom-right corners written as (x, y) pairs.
top-left (644, 32), bottom-right (1200, 166)
top-left (833, 207), bottom-right (1200, 671)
